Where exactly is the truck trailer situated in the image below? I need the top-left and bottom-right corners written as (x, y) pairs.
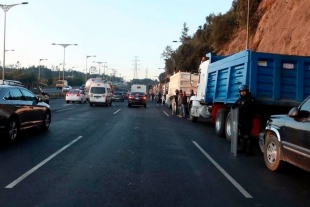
top-left (189, 49), bottom-right (310, 141)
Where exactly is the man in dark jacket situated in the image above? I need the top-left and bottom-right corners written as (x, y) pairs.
top-left (232, 84), bottom-right (256, 155)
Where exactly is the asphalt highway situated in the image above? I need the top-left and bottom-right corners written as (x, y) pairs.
top-left (0, 98), bottom-right (309, 207)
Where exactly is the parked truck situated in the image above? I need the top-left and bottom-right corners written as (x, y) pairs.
top-left (189, 49), bottom-right (310, 141)
top-left (165, 71), bottom-right (198, 113)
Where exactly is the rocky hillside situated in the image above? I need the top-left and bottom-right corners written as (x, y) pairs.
top-left (219, 0), bottom-right (310, 56)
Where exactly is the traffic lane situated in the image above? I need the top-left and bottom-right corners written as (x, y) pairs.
top-left (157, 104), bottom-right (310, 207)
top-left (1, 100), bottom-right (248, 207)
top-left (0, 100), bottom-right (119, 193)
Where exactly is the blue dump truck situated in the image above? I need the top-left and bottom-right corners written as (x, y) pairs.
top-left (189, 49), bottom-right (310, 141)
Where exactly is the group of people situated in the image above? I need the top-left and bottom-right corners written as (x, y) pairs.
top-left (174, 89), bottom-right (195, 118)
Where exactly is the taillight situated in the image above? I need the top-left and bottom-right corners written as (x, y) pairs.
top-left (142, 96), bottom-right (146, 100)
top-left (77, 93), bottom-right (80, 96)
top-left (129, 95), bottom-right (134, 99)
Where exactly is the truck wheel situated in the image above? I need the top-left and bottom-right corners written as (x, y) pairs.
top-left (264, 133), bottom-right (284, 171)
top-left (215, 108), bottom-right (228, 138)
top-left (189, 106), bottom-right (197, 122)
top-left (225, 112), bottom-right (232, 142)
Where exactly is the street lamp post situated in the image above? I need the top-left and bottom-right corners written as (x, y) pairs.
top-left (58, 63), bottom-right (62, 80)
top-left (38, 58), bottom-right (47, 81)
top-left (52, 43), bottom-right (78, 81)
top-left (0, 2), bottom-right (28, 81)
top-left (85, 55), bottom-right (96, 81)
top-left (93, 61), bottom-right (106, 77)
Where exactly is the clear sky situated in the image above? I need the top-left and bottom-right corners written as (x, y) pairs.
top-left (0, 0), bottom-right (233, 82)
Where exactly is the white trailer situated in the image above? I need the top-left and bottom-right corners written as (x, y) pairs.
top-left (131, 84), bottom-right (147, 93)
top-left (165, 71), bottom-right (198, 112)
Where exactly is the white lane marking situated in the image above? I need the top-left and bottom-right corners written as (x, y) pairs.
top-left (156, 104), bottom-right (159, 106)
top-left (163, 111), bottom-right (169, 117)
top-left (5, 136), bottom-right (83, 189)
top-left (56, 107), bottom-right (75, 112)
top-left (114, 109), bottom-right (121, 114)
top-left (192, 141), bottom-right (253, 198)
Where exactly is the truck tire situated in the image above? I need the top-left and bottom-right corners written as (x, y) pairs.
top-left (225, 111), bottom-right (233, 142)
top-left (189, 106), bottom-right (197, 122)
top-left (264, 133), bottom-right (284, 171)
top-left (215, 108), bottom-right (228, 138)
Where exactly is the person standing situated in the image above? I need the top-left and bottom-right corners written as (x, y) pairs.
top-left (232, 84), bottom-right (256, 156)
top-left (174, 89), bottom-right (179, 115)
top-left (181, 91), bottom-right (188, 118)
top-left (151, 92), bottom-right (155, 101)
top-left (177, 90), bottom-right (183, 117)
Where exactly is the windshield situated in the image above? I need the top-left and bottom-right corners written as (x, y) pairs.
top-left (90, 87), bottom-right (106, 94)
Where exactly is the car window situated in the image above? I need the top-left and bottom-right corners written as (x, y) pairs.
top-left (90, 87), bottom-right (106, 94)
top-left (3, 91), bottom-right (12, 100)
top-left (10, 89), bottom-right (26, 101)
top-left (68, 90), bottom-right (79, 94)
top-left (131, 92), bottom-right (145, 96)
top-left (21, 89), bottom-right (37, 102)
top-left (299, 98), bottom-right (310, 118)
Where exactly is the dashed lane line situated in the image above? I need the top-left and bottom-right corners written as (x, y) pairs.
top-left (163, 111), bottom-right (169, 117)
top-left (114, 109), bottom-right (121, 114)
top-left (56, 107), bottom-right (75, 112)
top-left (5, 136), bottom-right (83, 189)
top-left (192, 141), bottom-right (253, 198)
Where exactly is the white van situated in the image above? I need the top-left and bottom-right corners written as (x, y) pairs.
top-left (89, 82), bottom-right (112, 106)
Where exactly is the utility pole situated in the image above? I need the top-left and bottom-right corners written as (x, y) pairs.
top-left (132, 56), bottom-right (140, 80)
top-left (145, 68), bottom-right (148, 79)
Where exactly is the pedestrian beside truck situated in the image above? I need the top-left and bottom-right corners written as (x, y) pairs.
top-left (181, 91), bottom-right (188, 118)
top-left (231, 84), bottom-right (256, 156)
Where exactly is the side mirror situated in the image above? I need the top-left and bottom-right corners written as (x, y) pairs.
top-left (38, 97), bottom-right (43, 102)
top-left (288, 107), bottom-right (299, 117)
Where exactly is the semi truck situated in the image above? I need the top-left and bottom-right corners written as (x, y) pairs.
top-left (189, 49), bottom-right (310, 141)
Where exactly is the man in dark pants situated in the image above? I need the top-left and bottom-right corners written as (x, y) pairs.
top-left (232, 85), bottom-right (256, 156)
top-left (174, 89), bottom-right (179, 115)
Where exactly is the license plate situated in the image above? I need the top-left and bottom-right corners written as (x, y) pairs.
top-left (135, 98), bottom-right (139, 100)
top-left (95, 97), bottom-right (101, 99)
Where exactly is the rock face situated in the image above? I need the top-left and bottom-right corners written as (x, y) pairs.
top-left (219, 0), bottom-right (310, 56)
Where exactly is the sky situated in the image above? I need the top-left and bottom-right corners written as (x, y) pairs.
top-left (0, 0), bottom-right (233, 82)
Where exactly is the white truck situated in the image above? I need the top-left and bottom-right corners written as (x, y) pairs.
top-left (188, 60), bottom-right (211, 122)
top-left (85, 77), bottom-right (104, 101)
top-left (131, 84), bottom-right (147, 93)
top-left (165, 71), bottom-right (198, 113)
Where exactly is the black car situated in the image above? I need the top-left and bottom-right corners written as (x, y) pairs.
top-left (0, 85), bottom-right (51, 141)
top-left (112, 92), bottom-right (124, 102)
top-left (259, 96), bottom-right (310, 172)
top-left (128, 92), bottom-right (147, 108)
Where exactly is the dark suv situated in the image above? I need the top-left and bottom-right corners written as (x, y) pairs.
top-left (259, 96), bottom-right (310, 172)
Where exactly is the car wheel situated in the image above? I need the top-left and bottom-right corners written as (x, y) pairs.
top-left (66, 101), bottom-right (69, 104)
top-left (72, 101), bottom-right (74, 103)
top-left (264, 133), bottom-right (284, 171)
top-left (144, 104), bottom-right (147, 108)
top-left (128, 103), bottom-right (131, 107)
top-left (215, 108), bottom-right (228, 138)
top-left (225, 111), bottom-right (233, 142)
top-left (6, 118), bottom-right (19, 141)
top-left (40, 112), bottom-right (51, 130)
